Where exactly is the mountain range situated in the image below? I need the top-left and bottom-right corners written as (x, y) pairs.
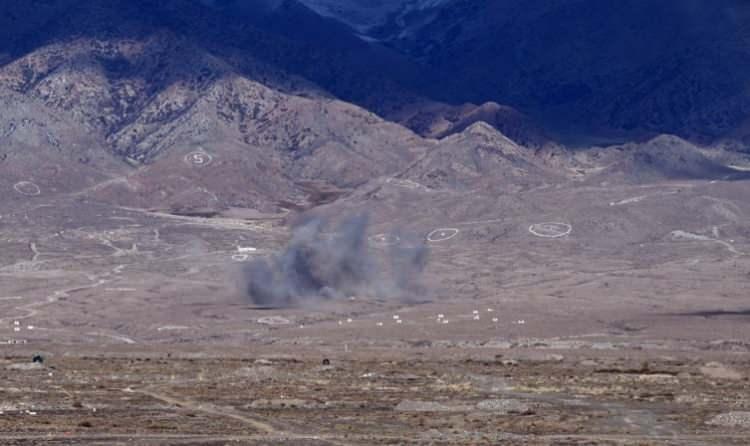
top-left (1, 0), bottom-right (749, 216)
top-left (304, 0), bottom-right (750, 144)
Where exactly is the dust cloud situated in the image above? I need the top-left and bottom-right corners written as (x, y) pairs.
top-left (240, 214), bottom-right (428, 307)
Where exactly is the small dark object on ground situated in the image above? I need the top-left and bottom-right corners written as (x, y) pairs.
top-left (322, 358), bottom-right (330, 365)
top-left (32, 354), bottom-right (44, 364)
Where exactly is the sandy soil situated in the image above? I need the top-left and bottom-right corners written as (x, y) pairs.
top-left (0, 177), bottom-right (749, 444)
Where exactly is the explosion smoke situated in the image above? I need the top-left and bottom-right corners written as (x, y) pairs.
top-left (242, 214), bottom-right (427, 307)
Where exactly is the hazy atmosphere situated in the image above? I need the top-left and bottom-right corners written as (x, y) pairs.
top-left (0, 1), bottom-right (749, 444)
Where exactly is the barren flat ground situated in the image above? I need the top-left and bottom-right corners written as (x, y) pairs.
top-left (0, 351), bottom-right (748, 445)
top-left (1, 176), bottom-right (749, 445)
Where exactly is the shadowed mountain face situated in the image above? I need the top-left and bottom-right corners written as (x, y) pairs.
top-left (307, 0), bottom-right (750, 144)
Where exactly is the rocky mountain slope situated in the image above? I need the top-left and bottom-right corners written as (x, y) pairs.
top-left (1, 0), bottom-right (749, 218)
top-left (0, 0), bottom-right (430, 212)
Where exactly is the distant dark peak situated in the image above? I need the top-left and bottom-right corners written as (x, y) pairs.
top-left (197, 0), bottom-right (285, 13)
top-left (360, 0), bottom-right (750, 143)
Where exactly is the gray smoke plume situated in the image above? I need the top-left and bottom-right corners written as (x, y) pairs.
top-left (241, 214), bottom-right (428, 307)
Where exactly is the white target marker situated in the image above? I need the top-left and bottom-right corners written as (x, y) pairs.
top-left (368, 233), bottom-right (401, 246)
top-left (528, 222), bottom-right (572, 238)
top-left (184, 151), bottom-right (213, 167)
top-left (427, 228), bottom-right (460, 242)
top-left (257, 316), bottom-right (290, 325)
top-left (13, 181), bottom-right (41, 196)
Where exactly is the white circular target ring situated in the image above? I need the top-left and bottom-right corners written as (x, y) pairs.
top-left (427, 228), bottom-right (459, 242)
top-left (13, 181), bottom-right (41, 196)
top-left (184, 151), bottom-right (213, 167)
top-left (528, 222), bottom-right (572, 238)
top-left (368, 233), bottom-right (401, 246)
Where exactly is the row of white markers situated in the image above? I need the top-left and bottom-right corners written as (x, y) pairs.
top-left (11, 320), bottom-right (34, 332)
top-left (332, 309), bottom-right (527, 327)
